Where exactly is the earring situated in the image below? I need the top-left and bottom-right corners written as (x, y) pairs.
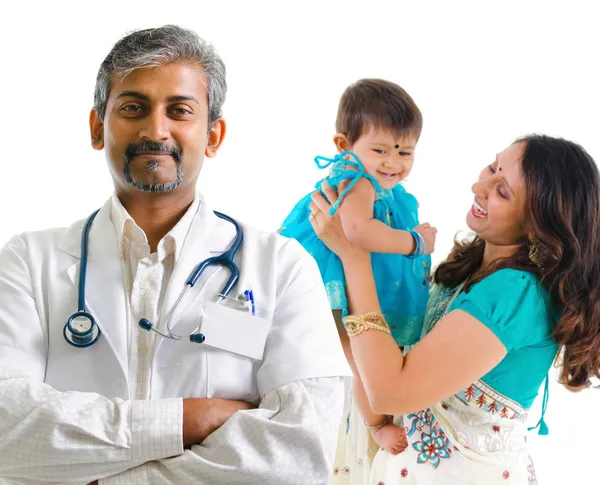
top-left (528, 234), bottom-right (543, 268)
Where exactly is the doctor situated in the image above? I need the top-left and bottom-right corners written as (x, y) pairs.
top-left (0, 25), bottom-right (350, 485)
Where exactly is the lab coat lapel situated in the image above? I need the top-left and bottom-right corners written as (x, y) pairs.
top-left (62, 199), bottom-right (128, 378)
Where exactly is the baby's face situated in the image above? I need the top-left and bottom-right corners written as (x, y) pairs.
top-left (346, 127), bottom-right (417, 190)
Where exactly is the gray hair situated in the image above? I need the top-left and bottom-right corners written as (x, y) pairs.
top-left (93, 25), bottom-right (226, 126)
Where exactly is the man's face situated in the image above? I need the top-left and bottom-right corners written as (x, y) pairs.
top-left (90, 61), bottom-right (224, 196)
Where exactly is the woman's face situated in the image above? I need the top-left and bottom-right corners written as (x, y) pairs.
top-left (467, 142), bottom-right (528, 246)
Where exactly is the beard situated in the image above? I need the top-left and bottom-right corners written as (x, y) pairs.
top-left (122, 140), bottom-right (183, 193)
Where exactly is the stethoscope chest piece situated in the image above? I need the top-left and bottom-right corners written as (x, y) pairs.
top-left (63, 311), bottom-right (101, 348)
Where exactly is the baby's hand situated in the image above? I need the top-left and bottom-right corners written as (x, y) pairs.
top-left (414, 222), bottom-right (438, 255)
top-left (371, 423), bottom-right (408, 455)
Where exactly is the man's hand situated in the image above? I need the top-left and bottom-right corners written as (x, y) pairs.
top-left (182, 398), bottom-right (256, 447)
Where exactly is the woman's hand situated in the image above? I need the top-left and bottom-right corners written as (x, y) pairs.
top-left (309, 182), bottom-right (368, 261)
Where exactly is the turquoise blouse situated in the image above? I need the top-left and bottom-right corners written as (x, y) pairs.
top-left (451, 269), bottom-right (559, 411)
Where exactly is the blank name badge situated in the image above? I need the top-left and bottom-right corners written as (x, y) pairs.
top-left (200, 301), bottom-right (271, 361)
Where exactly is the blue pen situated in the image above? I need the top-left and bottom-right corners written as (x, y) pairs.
top-left (244, 289), bottom-right (256, 316)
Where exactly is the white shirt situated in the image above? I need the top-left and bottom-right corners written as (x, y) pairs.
top-left (0, 194), bottom-right (349, 485)
top-left (110, 194), bottom-right (199, 401)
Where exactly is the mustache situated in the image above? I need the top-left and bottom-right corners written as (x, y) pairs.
top-left (123, 140), bottom-right (182, 164)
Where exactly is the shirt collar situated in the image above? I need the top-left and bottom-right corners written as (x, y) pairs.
top-left (109, 193), bottom-right (200, 262)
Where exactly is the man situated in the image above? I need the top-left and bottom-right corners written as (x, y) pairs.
top-left (0, 25), bottom-right (350, 484)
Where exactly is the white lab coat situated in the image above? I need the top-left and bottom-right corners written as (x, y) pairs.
top-left (0, 196), bottom-right (351, 485)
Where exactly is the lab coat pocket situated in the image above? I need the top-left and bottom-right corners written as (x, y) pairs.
top-left (202, 300), bottom-right (272, 402)
top-left (201, 300), bottom-right (271, 361)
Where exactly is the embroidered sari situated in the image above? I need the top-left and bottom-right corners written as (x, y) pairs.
top-left (369, 284), bottom-right (539, 485)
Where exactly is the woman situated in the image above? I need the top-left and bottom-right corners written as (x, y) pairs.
top-left (309, 135), bottom-right (600, 484)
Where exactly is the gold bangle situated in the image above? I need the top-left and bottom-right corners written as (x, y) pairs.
top-left (343, 312), bottom-right (391, 338)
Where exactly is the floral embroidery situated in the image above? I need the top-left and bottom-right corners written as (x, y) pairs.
top-left (333, 467), bottom-right (339, 475)
top-left (406, 409), bottom-right (434, 437)
top-left (377, 482), bottom-right (385, 485)
top-left (357, 458), bottom-right (364, 466)
top-left (503, 470), bottom-right (510, 480)
top-left (400, 468), bottom-right (409, 477)
top-left (493, 425), bottom-right (501, 433)
top-left (325, 280), bottom-right (346, 310)
top-left (413, 431), bottom-right (451, 469)
top-left (343, 466), bottom-right (350, 475)
top-left (422, 260), bottom-right (431, 280)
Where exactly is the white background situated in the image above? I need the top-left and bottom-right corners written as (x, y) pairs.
top-left (1, 0), bottom-right (598, 482)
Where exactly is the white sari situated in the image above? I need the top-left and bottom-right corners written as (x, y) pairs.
top-left (369, 284), bottom-right (539, 485)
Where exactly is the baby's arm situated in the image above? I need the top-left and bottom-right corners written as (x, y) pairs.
top-left (337, 177), bottom-right (415, 254)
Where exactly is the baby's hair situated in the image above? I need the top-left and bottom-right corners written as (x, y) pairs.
top-left (336, 79), bottom-right (422, 145)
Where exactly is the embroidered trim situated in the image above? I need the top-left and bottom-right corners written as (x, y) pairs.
top-left (456, 380), bottom-right (527, 422)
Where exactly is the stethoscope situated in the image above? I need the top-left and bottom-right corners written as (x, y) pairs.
top-left (63, 208), bottom-right (243, 348)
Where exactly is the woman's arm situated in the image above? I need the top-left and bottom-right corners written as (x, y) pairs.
top-left (310, 185), bottom-right (508, 415)
top-left (334, 312), bottom-right (387, 427)
top-left (334, 312), bottom-right (408, 455)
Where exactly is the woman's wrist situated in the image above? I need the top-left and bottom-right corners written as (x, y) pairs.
top-left (339, 244), bottom-right (370, 266)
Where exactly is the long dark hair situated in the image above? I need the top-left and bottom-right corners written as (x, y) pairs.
top-left (435, 135), bottom-right (600, 391)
